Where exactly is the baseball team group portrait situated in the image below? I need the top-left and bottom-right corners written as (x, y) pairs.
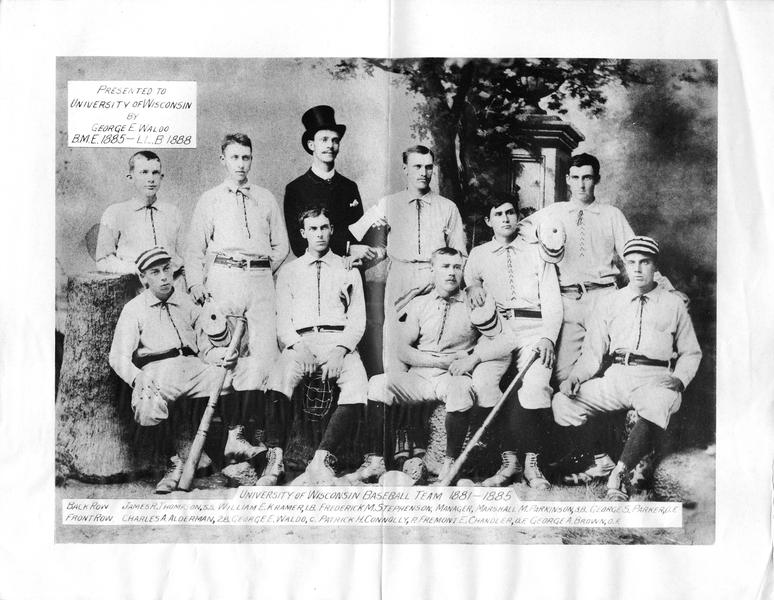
top-left (55, 57), bottom-right (717, 544)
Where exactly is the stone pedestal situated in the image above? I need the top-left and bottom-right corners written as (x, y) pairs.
top-left (509, 116), bottom-right (584, 214)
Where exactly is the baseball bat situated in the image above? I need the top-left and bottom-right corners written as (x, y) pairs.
top-left (437, 349), bottom-right (540, 486)
top-left (178, 317), bottom-right (246, 491)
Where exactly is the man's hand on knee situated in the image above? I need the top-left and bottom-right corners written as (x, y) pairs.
top-left (656, 375), bottom-right (684, 392)
top-left (559, 374), bottom-right (581, 398)
top-left (449, 353), bottom-right (481, 376)
top-left (319, 346), bottom-right (347, 381)
top-left (133, 371), bottom-right (160, 393)
top-left (292, 342), bottom-right (318, 377)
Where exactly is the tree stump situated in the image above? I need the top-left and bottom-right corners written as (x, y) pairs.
top-left (55, 272), bottom-right (154, 483)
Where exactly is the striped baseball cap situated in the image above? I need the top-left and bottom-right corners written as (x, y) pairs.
top-left (623, 236), bottom-right (660, 258)
top-left (537, 220), bottom-right (566, 264)
top-left (469, 292), bottom-right (502, 338)
top-left (201, 300), bottom-right (232, 347)
top-left (135, 247), bottom-right (172, 273)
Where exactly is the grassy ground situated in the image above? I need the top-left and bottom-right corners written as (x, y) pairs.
top-left (56, 446), bottom-right (714, 545)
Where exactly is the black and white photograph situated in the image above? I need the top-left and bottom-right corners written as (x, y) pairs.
top-left (2, 2), bottom-right (773, 599)
top-left (54, 56), bottom-right (717, 546)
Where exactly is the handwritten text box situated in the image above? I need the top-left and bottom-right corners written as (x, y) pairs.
top-left (68, 81), bottom-right (196, 148)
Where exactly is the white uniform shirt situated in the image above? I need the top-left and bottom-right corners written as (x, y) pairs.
top-left (185, 179), bottom-right (290, 287)
top-left (401, 290), bottom-right (476, 355)
top-left (96, 197), bottom-right (184, 274)
top-left (371, 190), bottom-right (467, 262)
top-left (275, 250), bottom-right (365, 352)
top-left (572, 284), bottom-right (702, 388)
top-left (464, 237), bottom-right (563, 342)
top-left (524, 198), bottom-right (634, 287)
top-left (109, 287), bottom-right (212, 386)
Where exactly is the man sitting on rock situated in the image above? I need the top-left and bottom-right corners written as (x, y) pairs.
top-left (354, 247), bottom-right (509, 485)
top-left (258, 207), bottom-right (369, 486)
top-left (552, 236), bottom-right (701, 500)
top-left (465, 195), bottom-right (563, 490)
top-left (109, 247), bottom-right (263, 493)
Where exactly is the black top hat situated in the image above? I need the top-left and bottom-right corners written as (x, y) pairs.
top-left (301, 105), bottom-right (347, 154)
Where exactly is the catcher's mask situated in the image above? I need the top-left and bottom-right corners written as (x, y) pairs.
top-left (302, 369), bottom-right (339, 421)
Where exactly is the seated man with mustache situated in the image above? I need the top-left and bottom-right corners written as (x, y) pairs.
top-left (354, 247), bottom-right (509, 485)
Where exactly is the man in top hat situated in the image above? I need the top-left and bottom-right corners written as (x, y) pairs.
top-left (551, 236), bottom-right (701, 500)
top-left (283, 105), bottom-right (377, 268)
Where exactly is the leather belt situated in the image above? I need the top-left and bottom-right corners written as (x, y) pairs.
top-left (499, 308), bottom-right (542, 319)
top-left (134, 346), bottom-right (197, 369)
top-left (296, 325), bottom-right (346, 335)
top-left (214, 255), bottom-right (270, 270)
top-left (611, 352), bottom-right (669, 368)
top-left (560, 281), bottom-right (615, 298)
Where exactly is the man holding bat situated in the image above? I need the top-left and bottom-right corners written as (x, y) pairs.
top-left (109, 247), bottom-right (261, 494)
top-left (464, 196), bottom-right (563, 489)
top-left (185, 133), bottom-right (289, 464)
top-left (356, 247), bottom-right (509, 485)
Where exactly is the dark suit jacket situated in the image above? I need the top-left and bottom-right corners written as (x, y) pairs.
top-left (284, 169), bottom-right (364, 257)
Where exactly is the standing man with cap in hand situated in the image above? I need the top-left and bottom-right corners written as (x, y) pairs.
top-left (521, 153), bottom-right (635, 385)
top-left (284, 105), bottom-right (376, 268)
top-left (522, 152), bottom-right (684, 385)
top-left (552, 236), bottom-right (701, 500)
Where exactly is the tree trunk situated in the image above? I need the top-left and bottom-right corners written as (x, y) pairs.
top-left (431, 121), bottom-right (463, 205)
top-left (55, 272), bottom-right (156, 483)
